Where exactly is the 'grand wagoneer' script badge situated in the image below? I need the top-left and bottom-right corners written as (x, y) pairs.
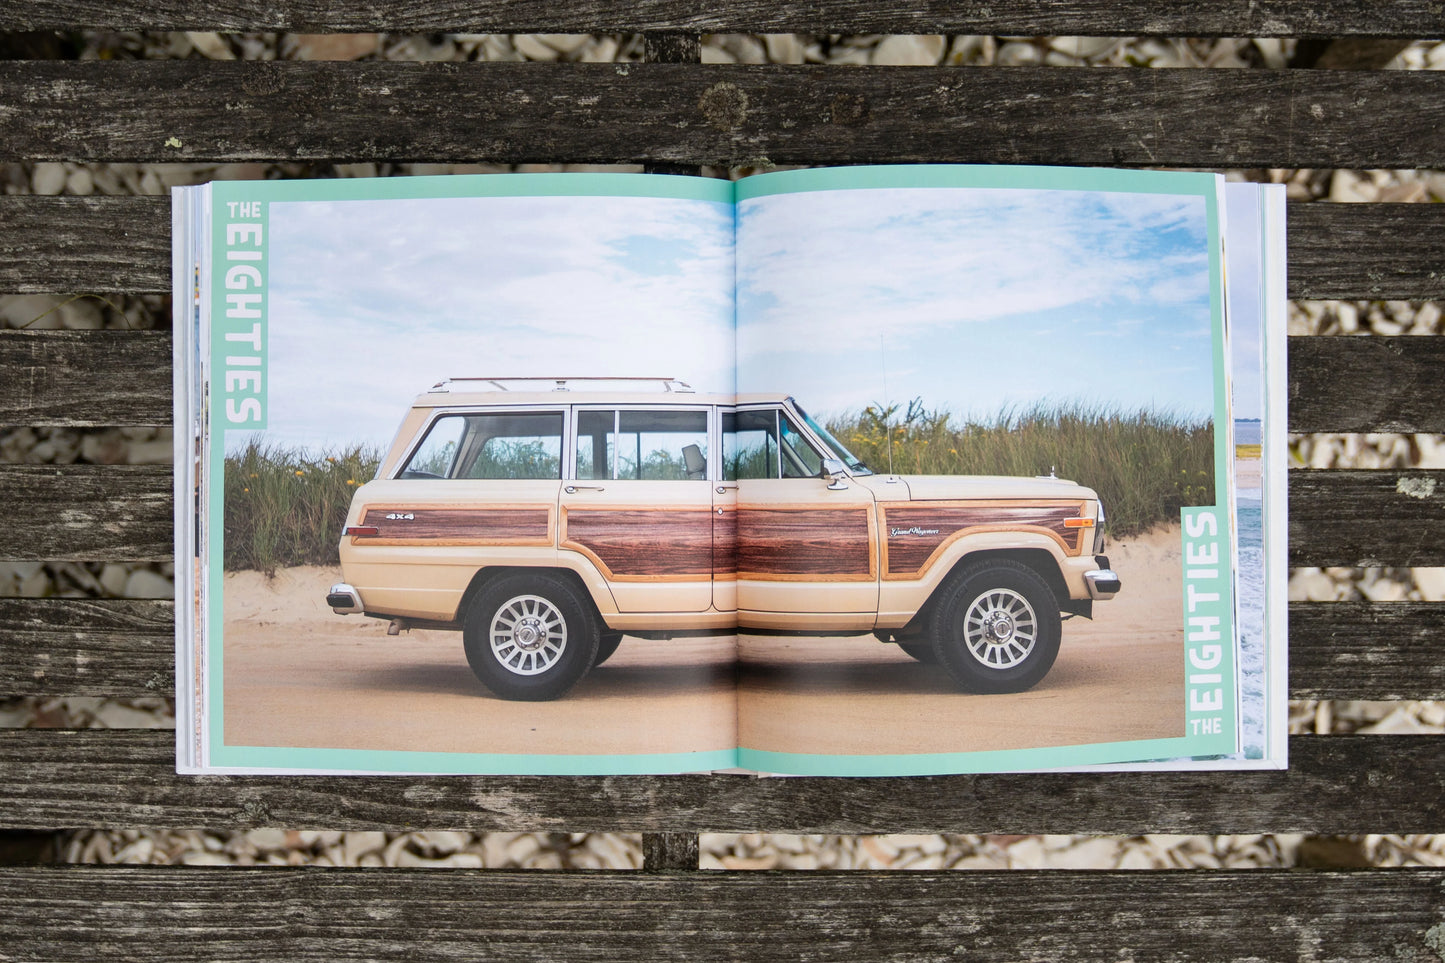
top-left (890, 527), bottom-right (941, 537)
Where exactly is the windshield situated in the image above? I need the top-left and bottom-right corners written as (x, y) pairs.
top-left (793, 402), bottom-right (872, 475)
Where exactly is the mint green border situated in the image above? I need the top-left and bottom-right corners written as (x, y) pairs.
top-left (203, 167), bottom-right (1236, 775)
top-left (742, 736), bottom-right (1202, 777)
top-left (736, 163), bottom-right (1220, 200)
top-left (218, 746), bottom-right (738, 775)
top-left (216, 172), bottom-right (733, 205)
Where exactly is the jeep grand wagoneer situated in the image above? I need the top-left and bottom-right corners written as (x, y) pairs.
top-left (328, 377), bottom-right (1120, 700)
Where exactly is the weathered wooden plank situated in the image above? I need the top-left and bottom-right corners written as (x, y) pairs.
top-left (0, 599), bottom-right (174, 697)
top-left (1290, 470), bottom-right (1445, 568)
top-left (1290, 337), bottom-right (1445, 433)
top-left (0, 330), bottom-right (172, 426)
top-left (3, 62), bottom-right (1444, 168)
top-left (0, 732), bottom-right (1438, 833)
top-left (0, 466), bottom-right (172, 562)
top-left (6, 194), bottom-right (1445, 301)
top-left (1287, 203), bottom-right (1445, 301)
top-left (0, 195), bottom-right (172, 295)
top-left (1, 464), bottom-right (1436, 567)
top-left (642, 833), bottom-right (701, 871)
top-left (2, 866), bottom-right (1444, 962)
top-left (5, 0), bottom-right (1443, 36)
top-left (1291, 602), bottom-right (1445, 701)
top-left (0, 599), bottom-right (1439, 701)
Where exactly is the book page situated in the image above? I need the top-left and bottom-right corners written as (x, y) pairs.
top-left (184, 174), bottom-right (742, 774)
top-left (731, 165), bottom-right (1254, 774)
top-left (1086, 180), bottom-right (1288, 772)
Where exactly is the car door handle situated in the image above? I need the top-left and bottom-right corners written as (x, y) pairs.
top-left (565, 485), bottom-right (605, 494)
top-left (715, 484), bottom-right (737, 494)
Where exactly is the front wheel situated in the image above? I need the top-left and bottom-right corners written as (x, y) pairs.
top-left (928, 560), bottom-right (1061, 693)
top-left (463, 573), bottom-right (599, 701)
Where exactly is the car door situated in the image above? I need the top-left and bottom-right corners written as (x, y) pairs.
top-left (558, 406), bottom-right (714, 613)
top-left (712, 406), bottom-right (738, 617)
top-left (728, 405), bottom-right (878, 626)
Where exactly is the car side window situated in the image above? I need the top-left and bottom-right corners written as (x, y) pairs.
top-left (725, 409), bottom-right (780, 480)
top-left (400, 412), bottom-right (563, 480)
top-left (779, 413), bottom-right (824, 478)
top-left (577, 409), bottom-right (709, 480)
top-left (724, 409), bottom-right (824, 479)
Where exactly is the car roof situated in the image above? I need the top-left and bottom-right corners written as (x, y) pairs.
top-left (408, 390), bottom-right (793, 408)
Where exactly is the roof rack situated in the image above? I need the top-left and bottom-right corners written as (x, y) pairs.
top-left (428, 376), bottom-right (695, 393)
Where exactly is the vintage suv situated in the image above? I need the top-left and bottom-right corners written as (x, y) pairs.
top-left (328, 377), bottom-right (1120, 701)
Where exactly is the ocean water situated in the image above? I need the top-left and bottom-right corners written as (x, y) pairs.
top-left (1235, 419), bottom-right (1262, 445)
top-left (1235, 496), bottom-right (1266, 757)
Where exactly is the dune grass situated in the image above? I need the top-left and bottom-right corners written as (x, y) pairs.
top-left (827, 400), bottom-right (1214, 538)
top-left (224, 438), bottom-right (381, 574)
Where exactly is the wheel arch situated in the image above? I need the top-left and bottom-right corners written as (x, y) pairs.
top-left (458, 565), bottom-right (611, 628)
top-left (901, 547), bottom-right (1068, 637)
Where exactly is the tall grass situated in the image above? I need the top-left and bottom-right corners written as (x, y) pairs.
top-left (224, 438), bottom-right (380, 574)
top-left (827, 400), bottom-right (1213, 537)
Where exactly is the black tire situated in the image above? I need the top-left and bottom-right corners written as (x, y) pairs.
top-left (463, 573), bottom-right (599, 701)
top-left (593, 632), bottom-right (624, 667)
top-left (896, 641), bottom-right (937, 664)
top-left (928, 560), bottom-right (1061, 693)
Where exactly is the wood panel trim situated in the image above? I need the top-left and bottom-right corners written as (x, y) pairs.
top-left (559, 504), bottom-right (715, 583)
top-left (734, 504), bottom-right (876, 582)
top-left (879, 500), bottom-right (1085, 580)
top-left (354, 503), bottom-right (554, 547)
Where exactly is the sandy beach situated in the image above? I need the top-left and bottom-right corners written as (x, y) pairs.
top-left (220, 526), bottom-right (1184, 762)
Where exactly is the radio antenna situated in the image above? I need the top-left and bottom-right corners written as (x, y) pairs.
top-left (882, 335), bottom-right (894, 476)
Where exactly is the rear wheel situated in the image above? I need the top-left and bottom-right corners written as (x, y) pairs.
top-left (929, 560), bottom-right (1061, 693)
top-left (463, 573), bottom-right (598, 701)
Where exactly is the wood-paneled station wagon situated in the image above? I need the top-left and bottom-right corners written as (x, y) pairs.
top-left (328, 377), bottom-right (1120, 700)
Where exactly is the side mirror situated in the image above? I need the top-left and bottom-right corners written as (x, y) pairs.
top-left (822, 457), bottom-right (849, 490)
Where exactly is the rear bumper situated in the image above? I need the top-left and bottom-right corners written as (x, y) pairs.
top-left (1084, 556), bottom-right (1122, 600)
top-left (327, 582), bottom-right (364, 614)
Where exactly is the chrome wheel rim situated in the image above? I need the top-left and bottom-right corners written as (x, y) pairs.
top-left (962, 587), bottom-right (1037, 669)
top-left (490, 595), bottom-right (567, 676)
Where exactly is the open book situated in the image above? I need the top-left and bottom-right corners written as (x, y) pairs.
top-left (173, 165), bottom-right (1287, 775)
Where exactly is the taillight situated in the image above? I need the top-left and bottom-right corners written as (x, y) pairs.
top-left (344, 526), bottom-right (379, 537)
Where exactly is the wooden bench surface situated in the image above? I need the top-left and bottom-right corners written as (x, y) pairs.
top-left (2, 2), bottom-right (1443, 959)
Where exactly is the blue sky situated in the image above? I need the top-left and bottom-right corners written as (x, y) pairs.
top-left (1225, 186), bottom-right (1265, 422)
top-left (736, 186), bottom-right (1218, 424)
top-left (251, 194), bottom-right (736, 452)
